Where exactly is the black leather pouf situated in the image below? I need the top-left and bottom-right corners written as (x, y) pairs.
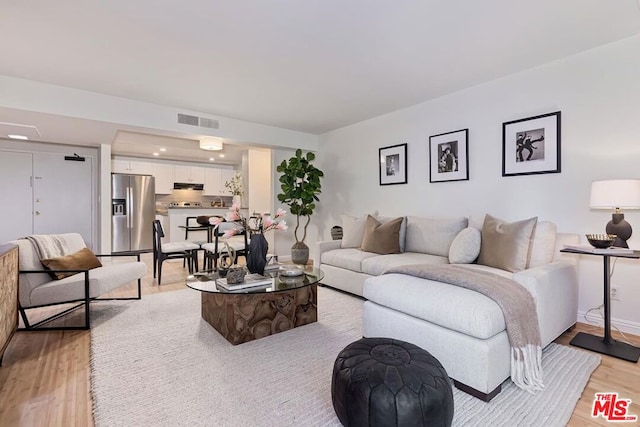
top-left (332, 338), bottom-right (454, 427)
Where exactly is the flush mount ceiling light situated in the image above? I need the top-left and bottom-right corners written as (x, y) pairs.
top-left (199, 137), bottom-right (223, 151)
top-left (7, 134), bottom-right (29, 140)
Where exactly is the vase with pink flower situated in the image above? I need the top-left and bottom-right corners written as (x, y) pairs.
top-left (209, 204), bottom-right (287, 275)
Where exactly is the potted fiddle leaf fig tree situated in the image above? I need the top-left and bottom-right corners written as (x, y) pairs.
top-left (276, 149), bottom-right (324, 265)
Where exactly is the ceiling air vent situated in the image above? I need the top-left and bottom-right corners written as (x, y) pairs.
top-left (177, 113), bottom-right (219, 129)
top-left (199, 117), bottom-right (219, 129)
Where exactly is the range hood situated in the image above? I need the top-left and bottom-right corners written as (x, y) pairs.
top-left (173, 182), bottom-right (204, 190)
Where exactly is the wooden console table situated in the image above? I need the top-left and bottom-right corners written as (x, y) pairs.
top-left (0, 243), bottom-right (19, 365)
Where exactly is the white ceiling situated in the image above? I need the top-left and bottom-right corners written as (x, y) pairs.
top-left (1, 0), bottom-right (640, 160)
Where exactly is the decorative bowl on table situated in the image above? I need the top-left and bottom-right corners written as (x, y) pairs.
top-left (278, 265), bottom-right (305, 277)
top-left (585, 234), bottom-right (616, 249)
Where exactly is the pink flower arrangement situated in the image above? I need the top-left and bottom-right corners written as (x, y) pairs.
top-left (209, 203), bottom-right (287, 237)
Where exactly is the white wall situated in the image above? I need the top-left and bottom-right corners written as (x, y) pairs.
top-left (316, 34), bottom-right (640, 334)
top-left (0, 76), bottom-right (320, 151)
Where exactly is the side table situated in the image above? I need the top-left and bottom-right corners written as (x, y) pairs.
top-left (560, 247), bottom-right (640, 362)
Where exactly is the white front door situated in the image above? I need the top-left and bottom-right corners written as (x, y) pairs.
top-left (0, 151), bottom-right (33, 243)
top-left (32, 153), bottom-right (94, 249)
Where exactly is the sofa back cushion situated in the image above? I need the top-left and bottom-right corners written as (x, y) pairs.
top-left (405, 216), bottom-right (468, 257)
top-left (360, 215), bottom-right (402, 255)
top-left (528, 221), bottom-right (557, 268)
top-left (477, 214), bottom-right (537, 272)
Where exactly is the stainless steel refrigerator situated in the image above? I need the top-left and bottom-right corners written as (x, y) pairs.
top-left (111, 174), bottom-right (155, 252)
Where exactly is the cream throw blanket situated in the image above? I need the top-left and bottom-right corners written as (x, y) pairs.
top-left (26, 234), bottom-right (69, 260)
top-left (384, 264), bottom-right (544, 393)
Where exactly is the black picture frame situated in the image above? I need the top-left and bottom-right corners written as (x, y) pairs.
top-left (429, 128), bottom-right (469, 183)
top-left (502, 111), bottom-right (561, 177)
top-left (379, 143), bottom-right (407, 185)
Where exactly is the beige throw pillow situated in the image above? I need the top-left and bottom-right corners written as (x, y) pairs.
top-left (376, 215), bottom-right (407, 252)
top-left (477, 214), bottom-right (538, 272)
top-left (41, 247), bottom-right (103, 280)
top-left (360, 215), bottom-right (402, 255)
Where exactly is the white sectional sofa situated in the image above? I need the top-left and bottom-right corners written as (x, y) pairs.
top-left (317, 214), bottom-right (579, 400)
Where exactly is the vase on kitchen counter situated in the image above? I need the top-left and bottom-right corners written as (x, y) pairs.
top-left (232, 195), bottom-right (242, 207)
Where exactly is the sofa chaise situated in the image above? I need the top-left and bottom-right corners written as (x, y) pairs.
top-left (317, 213), bottom-right (579, 400)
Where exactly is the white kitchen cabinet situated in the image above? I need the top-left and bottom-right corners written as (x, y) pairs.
top-left (204, 168), bottom-right (222, 196)
top-left (174, 165), bottom-right (205, 183)
top-left (204, 168), bottom-right (236, 196)
top-left (112, 159), bottom-right (153, 175)
top-left (152, 163), bottom-right (174, 194)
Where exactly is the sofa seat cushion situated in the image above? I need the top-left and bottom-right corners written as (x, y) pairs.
top-left (361, 252), bottom-right (449, 276)
top-left (364, 273), bottom-right (506, 339)
top-left (27, 261), bottom-right (146, 307)
top-left (321, 248), bottom-right (378, 273)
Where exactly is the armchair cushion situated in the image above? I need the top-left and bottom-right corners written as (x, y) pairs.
top-left (41, 247), bottom-right (102, 280)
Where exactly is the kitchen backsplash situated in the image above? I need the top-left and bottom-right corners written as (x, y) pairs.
top-left (155, 190), bottom-right (233, 208)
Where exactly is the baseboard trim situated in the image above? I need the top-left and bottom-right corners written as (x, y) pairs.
top-left (577, 310), bottom-right (640, 336)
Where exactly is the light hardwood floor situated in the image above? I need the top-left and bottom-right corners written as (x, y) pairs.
top-left (0, 253), bottom-right (639, 426)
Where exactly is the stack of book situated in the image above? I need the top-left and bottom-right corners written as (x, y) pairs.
top-left (216, 273), bottom-right (273, 291)
top-left (562, 244), bottom-right (634, 255)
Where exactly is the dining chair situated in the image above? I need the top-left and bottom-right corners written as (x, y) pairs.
top-left (201, 221), bottom-right (249, 271)
top-left (152, 220), bottom-right (200, 285)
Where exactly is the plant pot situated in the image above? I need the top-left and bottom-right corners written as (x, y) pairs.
top-left (232, 195), bottom-right (242, 207)
top-left (291, 242), bottom-right (309, 265)
top-left (246, 233), bottom-right (269, 275)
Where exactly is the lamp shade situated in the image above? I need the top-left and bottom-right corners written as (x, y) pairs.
top-left (199, 137), bottom-right (223, 151)
top-left (590, 179), bottom-right (640, 209)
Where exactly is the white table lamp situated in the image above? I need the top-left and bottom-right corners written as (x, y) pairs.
top-left (590, 179), bottom-right (640, 248)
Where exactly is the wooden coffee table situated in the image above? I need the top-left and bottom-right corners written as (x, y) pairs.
top-left (186, 267), bottom-right (324, 345)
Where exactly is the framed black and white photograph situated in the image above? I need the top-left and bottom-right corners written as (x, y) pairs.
top-left (502, 111), bottom-right (561, 177)
top-left (429, 129), bottom-right (469, 183)
top-left (379, 143), bottom-right (407, 185)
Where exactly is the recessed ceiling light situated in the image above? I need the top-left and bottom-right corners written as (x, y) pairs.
top-left (7, 134), bottom-right (29, 140)
top-left (153, 152), bottom-right (159, 156)
top-left (209, 157), bottom-right (215, 161)
top-left (160, 148), bottom-right (166, 152)
top-left (219, 154), bottom-right (225, 158)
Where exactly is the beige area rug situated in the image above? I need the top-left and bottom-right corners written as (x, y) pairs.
top-left (90, 287), bottom-right (600, 427)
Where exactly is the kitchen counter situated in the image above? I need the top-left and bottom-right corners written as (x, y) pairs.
top-left (166, 207), bottom-right (247, 243)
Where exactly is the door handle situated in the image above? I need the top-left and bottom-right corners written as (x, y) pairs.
top-left (127, 187), bottom-right (132, 229)
top-left (35, 211), bottom-right (40, 215)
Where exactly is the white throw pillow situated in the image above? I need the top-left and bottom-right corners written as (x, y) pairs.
top-left (340, 211), bottom-right (378, 248)
top-left (449, 227), bottom-right (481, 264)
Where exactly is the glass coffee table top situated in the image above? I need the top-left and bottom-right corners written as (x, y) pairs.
top-left (186, 267), bottom-right (324, 294)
